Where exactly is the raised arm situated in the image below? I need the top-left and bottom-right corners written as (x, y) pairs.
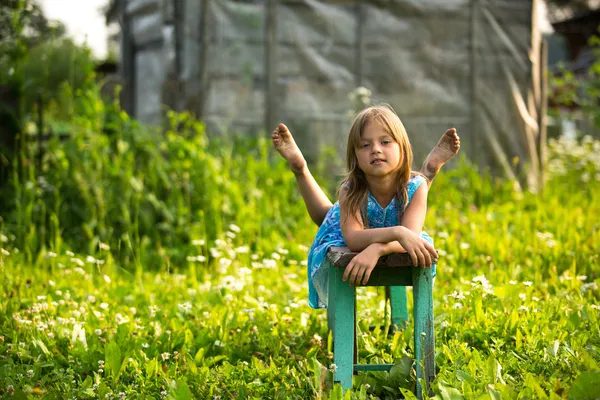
top-left (293, 166), bottom-right (333, 226)
top-left (271, 123), bottom-right (333, 226)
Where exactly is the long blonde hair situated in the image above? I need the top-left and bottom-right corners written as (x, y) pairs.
top-left (338, 104), bottom-right (417, 227)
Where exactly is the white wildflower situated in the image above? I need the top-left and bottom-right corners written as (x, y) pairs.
top-left (228, 224), bottom-right (241, 233)
top-left (103, 275), bottom-right (111, 283)
top-left (234, 246), bottom-right (249, 254)
top-left (178, 302), bottom-right (192, 313)
top-left (115, 313), bottom-right (129, 325)
top-left (70, 258), bottom-right (85, 267)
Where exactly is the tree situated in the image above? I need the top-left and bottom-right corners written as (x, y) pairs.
top-left (545, 0), bottom-right (600, 22)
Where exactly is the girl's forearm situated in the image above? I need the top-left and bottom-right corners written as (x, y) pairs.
top-left (294, 167), bottom-right (333, 226)
top-left (376, 241), bottom-right (406, 257)
top-left (344, 226), bottom-right (405, 252)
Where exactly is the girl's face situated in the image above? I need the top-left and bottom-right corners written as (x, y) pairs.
top-left (355, 119), bottom-right (401, 178)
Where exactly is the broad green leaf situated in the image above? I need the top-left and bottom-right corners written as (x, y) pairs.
top-left (456, 370), bottom-right (476, 385)
top-left (439, 382), bottom-right (465, 400)
top-left (174, 378), bottom-right (193, 400)
top-left (399, 388), bottom-right (419, 400)
top-left (105, 341), bottom-right (123, 383)
top-left (568, 371), bottom-right (600, 400)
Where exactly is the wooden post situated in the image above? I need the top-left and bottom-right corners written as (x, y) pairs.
top-left (173, 0), bottom-right (184, 112)
top-left (389, 286), bottom-right (409, 330)
top-left (197, 0), bottom-right (210, 120)
top-left (354, 3), bottom-right (364, 88)
top-left (120, 0), bottom-right (135, 115)
top-left (329, 262), bottom-right (355, 389)
top-left (412, 266), bottom-right (435, 399)
top-left (538, 39), bottom-right (548, 191)
top-left (469, 0), bottom-right (478, 170)
top-left (264, 0), bottom-right (278, 134)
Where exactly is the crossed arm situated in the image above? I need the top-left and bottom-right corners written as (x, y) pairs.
top-left (340, 184), bottom-right (438, 285)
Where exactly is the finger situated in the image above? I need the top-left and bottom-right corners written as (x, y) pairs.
top-left (351, 265), bottom-right (364, 286)
top-left (362, 267), bottom-right (373, 285)
top-left (349, 266), bottom-right (359, 286)
top-left (422, 246), bottom-right (432, 267)
top-left (343, 261), bottom-right (354, 282)
top-left (424, 242), bottom-right (438, 258)
top-left (421, 246), bottom-right (431, 267)
top-left (408, 250), bottom-right (418, 266)
top-left (416, 249), bottom-right (426, 268)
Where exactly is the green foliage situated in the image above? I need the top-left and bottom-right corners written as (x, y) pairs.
top-left (19, 37), bottom-right (96, 114)
top-left (0, 110), bottom-right (598, 398)
top-left (0, 86), bottom-right (322, 270)
top-left (549, 29), bottom-right (600, 135)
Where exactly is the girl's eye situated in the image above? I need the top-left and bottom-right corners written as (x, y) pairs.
top-left (382, 141), bottom-right (390, 145)
top-left (361, 143), bottom-right (370, 148)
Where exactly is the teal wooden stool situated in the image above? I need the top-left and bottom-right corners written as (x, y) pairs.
top-left (326, 247), bottom-right (435, 399)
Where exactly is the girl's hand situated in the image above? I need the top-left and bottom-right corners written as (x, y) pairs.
top-left (395, 226), bottom-right (438, 268)
top-left (342, 244), bottom-right (382, 286)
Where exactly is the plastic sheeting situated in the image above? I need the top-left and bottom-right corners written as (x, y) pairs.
top-left (122, 0), bottom-right (545, 189)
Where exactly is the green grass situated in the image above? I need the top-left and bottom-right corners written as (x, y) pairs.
top-left (0, 104), bottom-right (599, 399)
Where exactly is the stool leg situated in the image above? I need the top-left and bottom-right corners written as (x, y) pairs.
top-left (389, 286), bottom-right (409, 331)
top-left (412, 267), bottom-right (435, 399)
top-left (329, 263), bottom-right (355, 389)
top-left (327, 264), bottom-right (337, 335)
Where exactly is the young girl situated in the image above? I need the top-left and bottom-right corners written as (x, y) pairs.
top-left (273, 105), bottom-right (459, 309)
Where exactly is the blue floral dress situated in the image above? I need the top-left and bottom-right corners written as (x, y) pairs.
top-left (307, 175), bottom-right (435, 309)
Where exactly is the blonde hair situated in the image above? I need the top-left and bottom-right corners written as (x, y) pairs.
top-left (338, 104), bottom-right (418, 227)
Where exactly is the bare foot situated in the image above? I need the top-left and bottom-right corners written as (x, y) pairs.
top-left (271, 123), bottom-right (307, 175)
top-left (421, 128), bottom-right (460, 181)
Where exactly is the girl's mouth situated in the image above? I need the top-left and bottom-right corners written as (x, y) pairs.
top-left (371, 159), bottom-right (386, 165)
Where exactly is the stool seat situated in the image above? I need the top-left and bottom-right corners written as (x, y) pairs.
top-left (326, 246), bottom-right (435, 399)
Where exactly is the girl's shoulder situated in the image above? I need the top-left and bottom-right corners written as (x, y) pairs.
top-left (407, 174), bottom-right (427, 203)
